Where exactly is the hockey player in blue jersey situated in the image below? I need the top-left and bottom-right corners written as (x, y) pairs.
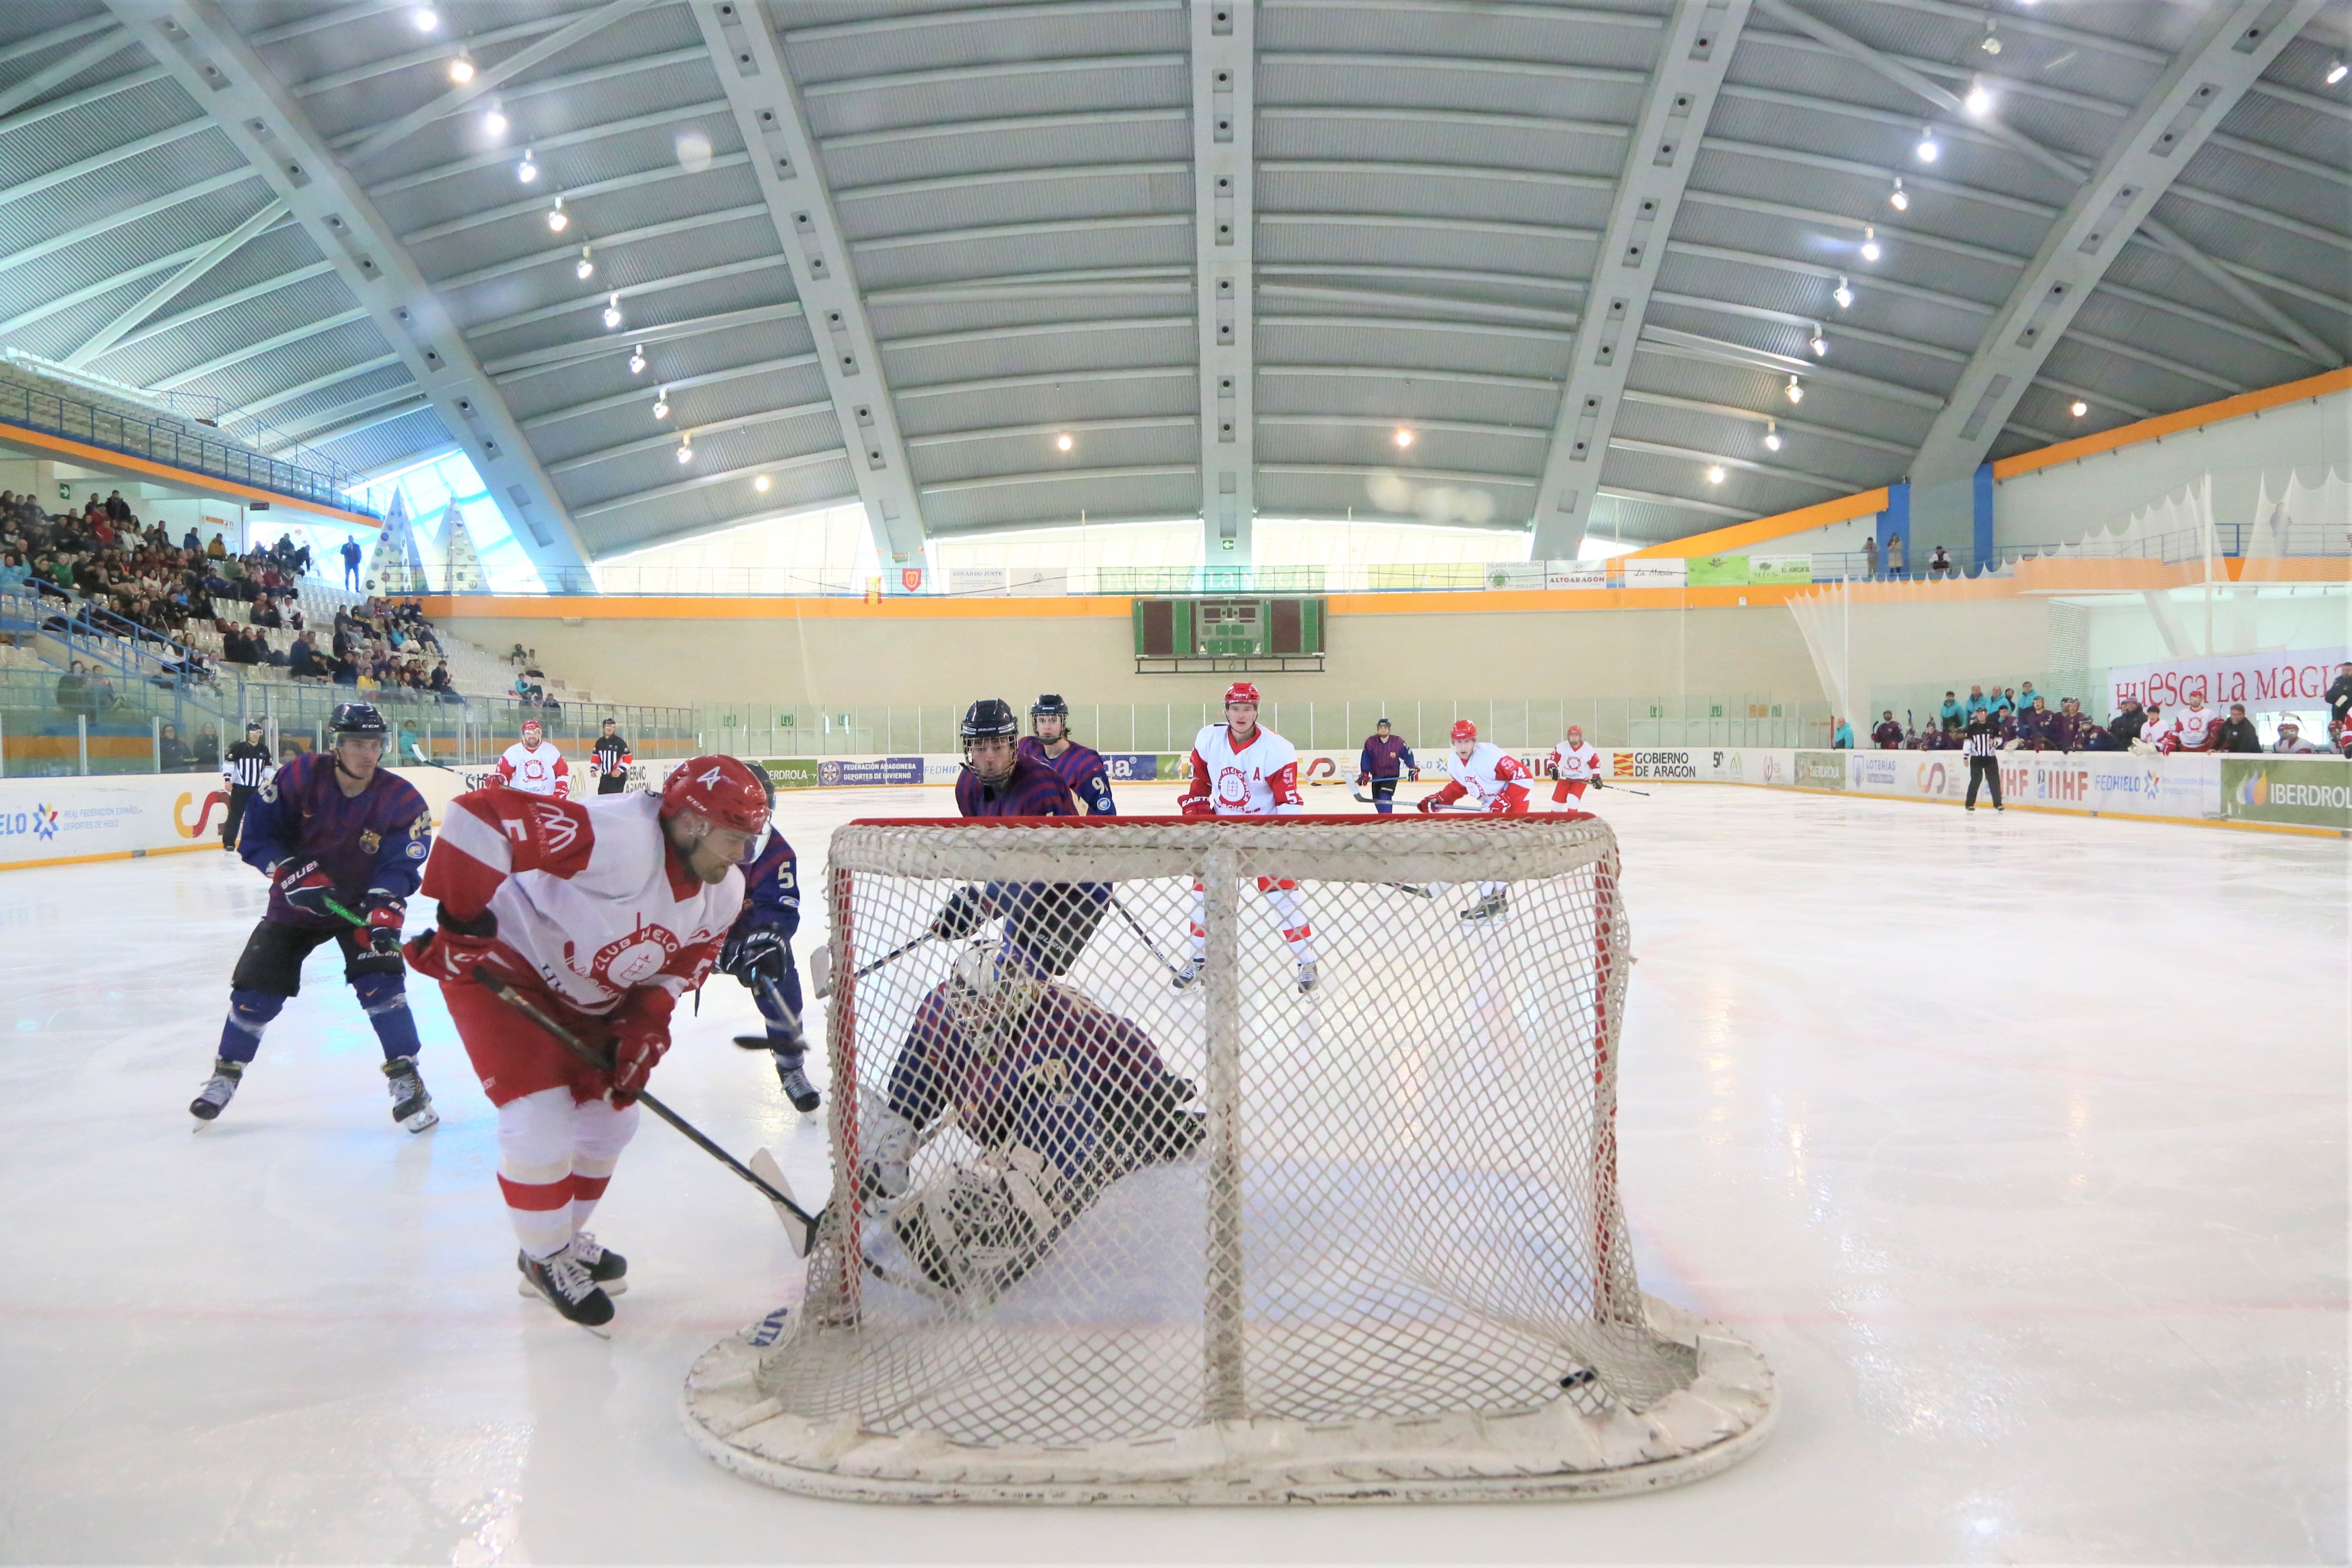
top-left (934, 699), bottom-right (1110, 979)
top-left (1017, 694), bottom-right (1116, 814)
top-left (190, 703), bottom-right (438, 1131)
top-left (718, 770), bottom-right (820, 1112)
top-left (860, 942), bottom-right (1203, 1298)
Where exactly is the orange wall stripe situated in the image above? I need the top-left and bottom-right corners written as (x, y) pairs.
top-left (0, 421), bottom-right (381, 528)
top-left (1626, 488), bottom-right (1889, 560)
top-left (1989, 366), bottom-right (2352, 480)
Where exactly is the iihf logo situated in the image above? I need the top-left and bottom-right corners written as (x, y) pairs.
top-left (30, 803), bottom-right (58, 841)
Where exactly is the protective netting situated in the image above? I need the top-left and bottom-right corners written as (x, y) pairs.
top-left (684, 817), bottom-right (1775, 1503)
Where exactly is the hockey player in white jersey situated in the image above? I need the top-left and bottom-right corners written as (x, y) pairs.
top-left (1420, 719), bottom-right (1533, 921)
top-left (493, 718), bottom-right (570, 798)
top-left (1549, 724), bottom-right (1603, 805)
top-left (1175, 681), bottom-right (1318, 992)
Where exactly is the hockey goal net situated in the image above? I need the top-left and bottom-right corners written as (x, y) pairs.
top-left (683, 815), bottom-right (1774, 1503)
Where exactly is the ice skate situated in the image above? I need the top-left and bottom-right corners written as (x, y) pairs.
top-left (1171, 957), bottom-right (1202, 990)
top-left (1295, 958), bottom-right (1318, 993)
top-left (189, 1058), bottom-right (243, 1122)
top-left (516, 1232), bottom-right (628, 1296)
top-left (517, 1248), bottom-right (614, 1329)
top-left (775, 1055), bottom-right (821, 1114)
top-left (381, 1055), bottom-right (438, 1132)
top-left (1460, 891), bottom-right (1509, 923)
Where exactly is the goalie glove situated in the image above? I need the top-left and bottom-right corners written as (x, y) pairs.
top-left (928, 884), bottom-right (985, 941)
top-left (859, 1093), bottom-right (919, 1204)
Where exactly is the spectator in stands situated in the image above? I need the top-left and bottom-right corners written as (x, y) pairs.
top-left (2215, 703), bottom-right (2262, 754)
top-left (1830, 716), bottom-right (1854, 748)
top-left (205, 533), bottom-right (225, 559)
top-left (82, 668), bottom-right (115, 714)
top-left (1938, 691), bottom-right (1963, 732)
top-left (341, 536), bottom-right (362, 590)
top-left (1872, 711), bottom-right (1903, 748)
top-left (507, 642), bottom-right (529, 665)
top-left (287, 632), bottom-right (324, 681)
top-left (157, 721), bottom-right (191, 772)
top-left (2273, 720), bottom-right (2320, 755)
top-left (430, 663), bottom-right (461, 703)
top-left (2110, 697), bottom-right (2146, 748)
top-left (1861, 536), bottom-right (1878, 581)
top-left (0, 552), bottom-right (25, 594)
top-left (1884, 533), bottom-right (1906, 581)
top-left (192, 722), bottom-right (220, 772)
top-left (104, 491), bottom-right (129, 524)
top-left (181, 525), bottom-right (201, 553)
top-left (53, 661), bottom-right (87, 715)
top-left (332, 645), bottom-right (359, 686)
top-left (1928, 544), bottom-right (1953, 579)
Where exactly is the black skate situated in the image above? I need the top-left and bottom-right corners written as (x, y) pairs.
top-left (1171, 958), bottom-right (1202, 990)
top-left (1460, 892), bottom-right (1509, 923)
top-left (190, 1058), bottom-right (243, 1122)
top-left (515, 1232), bottom-right (627, 1296)
top-left (1295, 958), bottom-right (1318, 993)
top-left (775, 1055), bottom-right (821, 1114)
top-left (382, 1056), bottom-right (437, 1133)
top-left (518, 1249), bottom-right (614, 1329)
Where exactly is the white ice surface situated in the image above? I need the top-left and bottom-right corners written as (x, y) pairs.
top-left (0, 782), bottom-right (2341, 1562)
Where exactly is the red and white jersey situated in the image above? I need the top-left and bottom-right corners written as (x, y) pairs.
top-left (1550, 741), bottom-right (1601, 782)
top-left (1432, 741), bottom-right (1532, 813)
top-left (2140, 714), bottom-right (2176, 749)
top-left (1180, 724), bottom-right (1304, 817)
top-left (2172, 706), bottom-right (2215, 749)
top-left (422, 788), bottom-right (742, 1015)
top-left (495, 740), bottom-right (570, 798)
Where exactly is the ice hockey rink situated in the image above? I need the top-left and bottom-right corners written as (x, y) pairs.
top-left (0, 780), bottom-right (2341, 1564)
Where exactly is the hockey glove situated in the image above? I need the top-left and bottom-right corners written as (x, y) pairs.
top-left (1415, 795), bottom-right (1441, 813)
top-left (361, 891), bottom-right (406, 956)
top-left (928, 885), bottom-right (985, 941)
top-left (275, 860), bottom-right (343, 921)
top-left (720, 922), bottom-right (792, 986)
top-left (607, 989), bottom-right (674, 1106)
top-left (1178, 796), bottom-right (1214, 818)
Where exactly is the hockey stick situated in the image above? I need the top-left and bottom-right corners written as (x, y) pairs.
top-left (1107, 892), bottom-right (1183, 977)
top-left (467, 966), bottom-right (822, 1256)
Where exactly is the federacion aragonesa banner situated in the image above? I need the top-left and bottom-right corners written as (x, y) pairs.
top-left (2107, 647), bottom-right (2349, 715)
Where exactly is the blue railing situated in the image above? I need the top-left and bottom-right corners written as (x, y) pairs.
top-left (0, 376), bottom-right (375, 519)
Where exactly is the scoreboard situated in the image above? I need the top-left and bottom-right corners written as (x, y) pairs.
top-left (1132, 596), bottom-right (1326, 672)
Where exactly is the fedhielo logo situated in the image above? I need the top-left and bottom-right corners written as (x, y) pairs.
top-left (30, 803), bottom-right (57, 840)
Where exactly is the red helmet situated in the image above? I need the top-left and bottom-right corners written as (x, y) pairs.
top-left (1224, 681), bottom-right (1261, 707)
top-left (660, 756), bottom-right (771, 835)
top-left (1451, 719), bottom-right (1477, 742)
top-left (520, 718), bottom-right (542, 736)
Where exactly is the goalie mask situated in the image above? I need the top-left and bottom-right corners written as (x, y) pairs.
top-left (946, 942), bottom-right (1042, 1033)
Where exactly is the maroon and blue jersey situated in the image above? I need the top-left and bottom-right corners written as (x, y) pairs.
top-left (1017, 735), bottom-right (1116, 814)
top-left (955, 755), bottom-right (1081, 818)
top-left (238, 751), bottom-right (431, 929)
top-left (1359, 733), bottom-right (1415, 780)
top-left (730, 827), bottom-right (801, 941)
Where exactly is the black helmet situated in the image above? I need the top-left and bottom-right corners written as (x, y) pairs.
top-left (1029, 693), bottom-right (1069, 719)
top-left (330, 702), bottom-right (387, 737)
top-left (244, 719), bottom-right (265, 734)
top-left (960, 699), bottom-right (1019, 742)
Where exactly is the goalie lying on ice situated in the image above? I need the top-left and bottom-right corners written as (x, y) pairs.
top-left (862, 944), bottom-right (1204, 1300)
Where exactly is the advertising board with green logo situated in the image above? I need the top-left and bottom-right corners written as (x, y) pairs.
top-left (755, 758), bottom-right (820, 790)
top-left (1748, 555), bottom-right (1814, 585)
top-left (1794, 751), bottom-right (1848, 790)
top-left (1156, 753), bottom-right (1188, 781)
top-left (2220, 758), bottom-right (2352, 831)
top-left (1687, 554), bottom-right (1749, 587)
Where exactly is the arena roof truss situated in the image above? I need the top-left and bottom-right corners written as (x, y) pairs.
top-left (0, 0), bottom-right (2340, 573)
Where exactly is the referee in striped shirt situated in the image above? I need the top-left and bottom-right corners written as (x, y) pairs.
top-left (1962, 715), bottom-right (2003, 812)
top-left (220, 721), bottom-right (274, 851)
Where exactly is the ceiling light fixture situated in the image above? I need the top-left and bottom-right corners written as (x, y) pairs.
top-left (1706, 465), bottom-right (1726, 485)
top-left (652, 389), bottom-right (669, 420)
top-left (516, 149), bottom-right (538, 183)
top-left (447, 52), bottom-right (475, 85)
top-left (483, 106), bottom-right (507, 136)
top-left (754, 474), bottom-right (771, 493)
top-left (601, 293), bottom-right (622, 329)
top-left (1056, 433), bottom-right (1074, 453)
top-left (676, 433), bottom-right (693, 464)
top-left (1763, 420), bottom-right (1782, 452)
top-left (546, 195), bottom-right (567, 232)
top-left (1833, 276), bottom-right (1854, 309)
top-left (1785, 375), bottom-right (1804, 405)
top-left (2070, 399), bottom-right (2089, 418)
top-left (1809, 325), bottom-right (1828, 357)
top-left (2330, 59), bottom-right (2349, 85)
top-left (1859, 224), bottom-right (1881, 262)
top-left (1889, 176), bottom-right (1908, 211)
top-left (413, 7), bottom-right (438, 31)
top-left (1980, 17), bottom-right (2001, 54)
top-left (574, 245), bottom-right (594, 280)
top-left (1915, 127), bottom-right (1940, 163)
top-left (1393, 427), bottom-right (1414, 448)
top-left (1965, 77), bottom-right (1993, 115)
top-left (627, 345), bottom-right (645, 375)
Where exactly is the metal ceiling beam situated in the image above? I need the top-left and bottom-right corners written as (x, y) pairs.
top-left (1907, 0), bottom-right (2327, 485)
top-left (398, 153), bottom-right (751, 246)
top-left (339, 0), bottom-right (661, 167)
top-left (0, 26), bottom-right (133, 121)
top-left (150, 307), bottom-right (368, 390)
top-left (113, 0), bottom-right (593, 581)
top-left (522, 353), bottom-right (819, 430)
top-left (1190, 0), bottom-right (1255, 562)
top-left (1636, 326), bottom-right (1947, 409)
top-left (1531, 0), bottom-right (1748, 558)
top-left (0, 117), bottom-right (213, 213)
top-left (1597, 484), bottom-right (1749, 519)
top-left (545, 399), bottom-right (835, 472)
top-left (103, 258), bottom-right (342, 361)
top-left (366, 99), bottom-right (733, 197)
top-left (1649, 291), bottom-right (1968, 365)
top-left (0, 167), bottom-right (260, 282)
top-left (222, 351), bottom-right (401, 424)
top-left (694, 0), bottom-right (927, 563)
top-left (2139, 203), bottom-right (2346, 367)
top-left (64, 198), bottom-right (291, 366)
top-left (1618, 387), bottom-right (1914, 456)
top-left (569, 445), bottom-right (848, 519)
top-left (467, 256), bottom-right (788, 342)
top-left (290, 11), bottom-right (584, 98)
top-left (487, 303), bottom-right (810, 381)
top-left (0, 64), bottom-right (169, 137)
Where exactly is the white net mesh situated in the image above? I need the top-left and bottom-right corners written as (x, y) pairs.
top-left (684, 817), bottom-right (1775, 1503)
